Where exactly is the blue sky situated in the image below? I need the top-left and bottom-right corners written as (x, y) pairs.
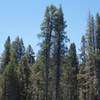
top-left (0, 0), bottom-right (100, 56)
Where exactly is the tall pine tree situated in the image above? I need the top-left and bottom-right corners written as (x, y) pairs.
top-left (68, 43), bottom-right (78, 100)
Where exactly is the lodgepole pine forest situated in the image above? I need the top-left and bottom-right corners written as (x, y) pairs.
top-left (0, 4), bottom-right (100, 100)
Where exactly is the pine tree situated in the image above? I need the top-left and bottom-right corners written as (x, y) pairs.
top-left (78, 35), bottom-right (87, 100)
top-left (78, 13), bottom-right (96, 100)
top-left (18, 56), bottom-right (31, 100)
top-left (26, 45), bottom-right (35, 65)
top-left (12, 37), bottom-right (25, 62)
top-left (3, 42), bottom-right (20, 100)
top-left (53, 6), bottom-right (67, 100)
top-left (85, 13), bottom-right (96, 100)
top-left (1, 36), bottom-right (11, 72)
top-left (95, 13), bottom-right (100, 100)
top-left (0, 36), bottom-right (11, 100)
top-left (86, 13), bottom-right (95, 55)
top-left (68, 43), bottom-right (78, 100)
top-left (40, 5), bottom-right (53, 100)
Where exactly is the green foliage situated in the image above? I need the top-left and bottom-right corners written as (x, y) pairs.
top-left (1, 36), bottom-right (11, 72)
top-left (0, 5), bottom-right (100, 100)
top-left (26, 45), bottom-right (35, 65)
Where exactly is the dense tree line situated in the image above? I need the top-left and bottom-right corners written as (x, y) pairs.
top-left (0, 5), bottom-right (100, 100)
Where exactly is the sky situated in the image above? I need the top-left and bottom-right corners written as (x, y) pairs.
top-left (0, 0), bottom-right (100, 56)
